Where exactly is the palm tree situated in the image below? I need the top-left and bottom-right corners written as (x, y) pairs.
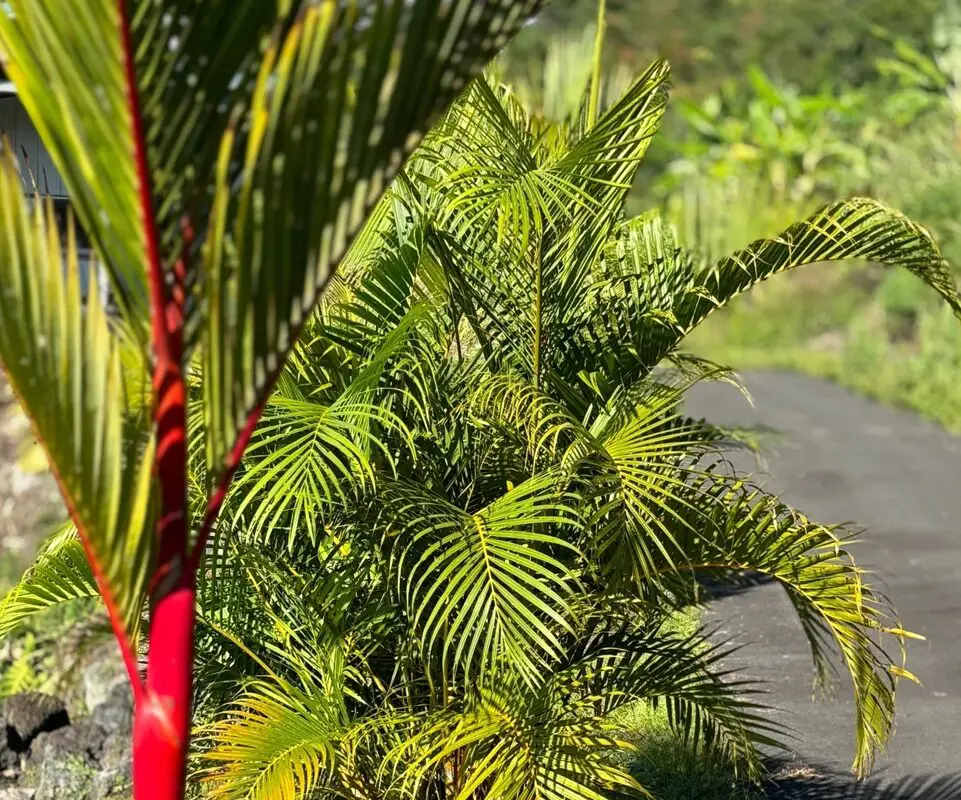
top-left (0, 1), bottom-right (545, 797)
top-left (176, 35), bottom-right (959, 800)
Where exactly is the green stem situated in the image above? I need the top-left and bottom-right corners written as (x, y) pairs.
top-left (532, 243), bottom-right (543, 390)
top-left (587, 0), bottom-right (607, 129)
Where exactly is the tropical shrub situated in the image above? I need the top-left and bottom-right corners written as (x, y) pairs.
top-left (174, 40), bottom-right (958, 800)
top-left (0, 1), bottom-right (544, 798)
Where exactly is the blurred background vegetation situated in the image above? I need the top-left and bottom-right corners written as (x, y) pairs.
top-left (505, 0), bottom-right (961, 431)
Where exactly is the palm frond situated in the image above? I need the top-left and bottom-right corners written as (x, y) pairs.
top-left (389, 472), bottom-right (580, 685)
top-left (547, 60), bottom-right (671, 329)
top-left (323, 201), bottom-right (430, 357)
top-left (648, 198), bottom-right (961, 371)
top-left (392, 673), bottom-right (642, 800)
top-left (202, 0), bottom-right (545, 482)
top-left (0, 524), bottom-right (99, 639)
top-left (0, 635), bottom-right (43, 697)
top-left (227, 314), bottom-right (418, 549)
top-left (468, 371), bottom-right (581, 467)
top-left (556, 625), bottom-right (782, 782)
top-left (661, 474), bottom-right (910, 777)
top-left (199, 678), bottom-right (344, 800)
top-left (132, 0), bottom-right (288, 302)
top-left (0, 153), bottom-right (156, 648)
top-left (575, 381), bottom-right (726, 588)
top-left (682, 197), bottom-right (961, 325)
top-left (0, 0), bottom-right (148, 320)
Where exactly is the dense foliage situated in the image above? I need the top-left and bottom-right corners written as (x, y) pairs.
top-left (518, 0), bottom-right (945, 95)
top-left (0, 1), bottom-right (547, 797)
top-left (3, 3), bottom-right (961, 799)
top-left (174, 48), bottom-right (960, 798)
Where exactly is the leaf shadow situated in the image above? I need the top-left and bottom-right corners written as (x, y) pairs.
top-left (766, 764), bottom-right (961, 799)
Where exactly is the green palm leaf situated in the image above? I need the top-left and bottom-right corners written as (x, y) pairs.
top-left (390, 473), bottom-right (580, 684)
top-left (546, 59), bottom-right (670, 329)
top-left (0, 524), bottom-right (99, 639)
top-left (668, 198), bottom-right (960, 373)
top-left (438, 78), bottom-right (592, 253)
top-left (0, 154), bottom-right (156, 648)
top-left (132, 0), bottom-right (289, 280)
top-left (557, 626), bottom-right (782, 781)
top-left (565, 199), bottom-right (961, 391)
top-left (201, 0), bottom-right (545, 482)
top-left (393, 674), bottom-right (642, 800)
top-left (323, 201), bottom-right (430, 357)
top-left (679, 197), bottom-right (961, 328)
top-left (576, 382), bottom-right (726, 588)
top-left (227, 313), bottom-right (418, 549)
top-left (661, 474), bottom-right (910, 777)
top-left (200, 678), bottom-right (343, 800)
top-left (0, 1), bottom-right (294, 324)
top-left (0, 0), bottom-right (148, 319)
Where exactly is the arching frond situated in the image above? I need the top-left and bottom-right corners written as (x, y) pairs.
top-left (680, 197), bottom-right (961, 327)
top-left (0, 524), bottom-right (99, 639)
top-left (555, 626), bottom-right (782, 781)
top-left (0, 0), bottom-right (296, 326)
top-left (660, 474), bottom-right (911, 777)
top-left (323, 202), bottom-right (430, 357)
top-left (550, 211), bottom-right (695, 408)
top-left (437, 78), bottom-right (591, 253)
top-left (663, 198), bottom-right (960, 372)
top-left (546, 60), bottom-right (671, 329)
top-left (468, 372), bottom-right (581, 466)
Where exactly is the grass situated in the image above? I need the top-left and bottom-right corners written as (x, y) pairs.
top-left (607, 608), bottom-right (764, 800)
top-left (615, 701), bottom-right (763, 800)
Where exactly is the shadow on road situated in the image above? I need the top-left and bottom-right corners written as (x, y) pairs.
top-left (768, 770), bottom-right (961, 799)
top-left (698, 570), bottom-right (775, 600)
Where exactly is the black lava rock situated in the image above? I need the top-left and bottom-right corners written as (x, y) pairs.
top-left (28, 719), bottom-right (105, 764)
top-left (2, 696), bottom-right (68, 753)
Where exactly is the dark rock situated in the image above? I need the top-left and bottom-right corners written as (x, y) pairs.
top-left (28, 720), bottom-right (105, 764)
top-left (1, 690), bottom-right (130, 800)
top-left (0, 736), bottom-right (15, 772)
top-left (81, 648), bottom-right (127, 715)
top-left (98, 734), bottom-right (129, 774)
top-left (2, 696), bottom-right (68, 752)
top-left (89, 685), bottom-right (132, 738)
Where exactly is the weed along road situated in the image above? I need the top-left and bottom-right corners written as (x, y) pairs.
top-left (686, 371), bottom-right (961, 788)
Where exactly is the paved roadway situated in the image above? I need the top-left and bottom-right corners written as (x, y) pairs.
top-left (685, 372), bottom-right (961, 799)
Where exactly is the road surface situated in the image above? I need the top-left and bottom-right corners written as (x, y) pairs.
top-left (685, 372), bottom-right (961, 799)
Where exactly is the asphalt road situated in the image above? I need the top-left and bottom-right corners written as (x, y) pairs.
top-left (685, 372), bottom-right (961, 799)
